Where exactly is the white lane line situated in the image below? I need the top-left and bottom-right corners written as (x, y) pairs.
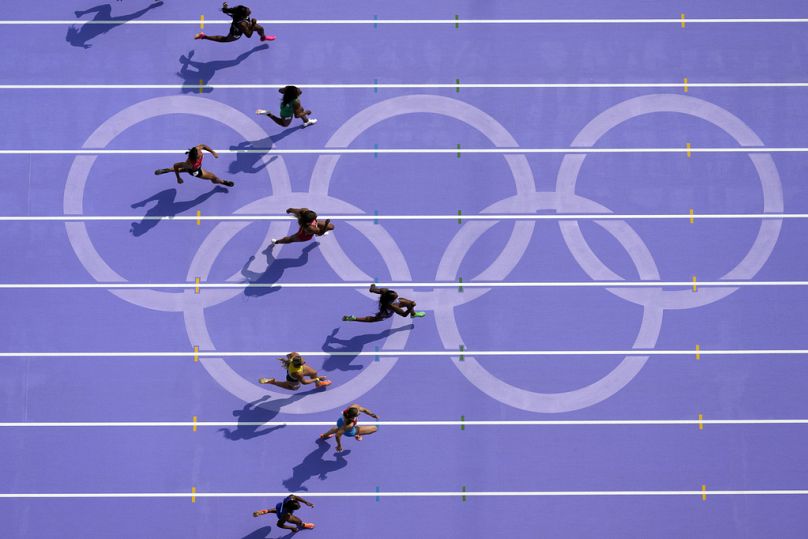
top-left (2, 419), bottom-right (808, 428)
top-left (1, 349), bottom-right (807, 359)
top-left (2, 82), bottom-right (808, 90)
top-left (0, 214), bottom-right (803, 222)
top-left (0, 281), bottom-right (806, 290)
top-left (3, 18), bottom-right (808, 25)
top-left (0, 148), bottom-right (806, 155)
top-left (1, 490), bottom-right (807, 499)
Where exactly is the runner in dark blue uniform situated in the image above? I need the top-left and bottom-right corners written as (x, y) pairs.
top-left (253, 494), bottom-right (315, 532)
top-left (195, 3), bottom-right (275, 42)
top-left (343, 284), bottom-right (425, 322)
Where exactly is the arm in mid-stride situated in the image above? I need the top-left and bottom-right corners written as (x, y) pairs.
top-left (291, 495), bottom-right (314, 508)
top-left (200, 144), bottom-right (219, 158)
top-left (314, 219), bottom-right (332, 236)
top-left (172, 164), bottom-right (184, 184)
top-left (369, 283), bottom-right (389, 296)
top-left (349, 403), bottom-right (379, 420)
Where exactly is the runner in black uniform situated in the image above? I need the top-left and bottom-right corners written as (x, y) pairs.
top-left (253, 494), bottom-right (315, 532)
top-left (343, 284), bottom-right (425, 322)
top-left (195, 3), bottom-right (275, 42)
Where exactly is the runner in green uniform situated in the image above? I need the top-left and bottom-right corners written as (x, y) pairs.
top-left (256, 85), bottom-right (317, 128)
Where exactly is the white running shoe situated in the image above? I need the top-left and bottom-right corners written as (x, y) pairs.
top-left (303, 118), bottom-right (318, 128)
top-left (255, 109), bottom-right (268, 115)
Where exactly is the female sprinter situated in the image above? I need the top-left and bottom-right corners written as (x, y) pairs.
top-left (259, 352), bottom-right (331, 390)
top-left (270, 207), bottom-right (333, 246)
top-left (256, 85), bottom-right (317, 128)
top-left (343, 284), bottom-right (425, 322)
top-left (195, 3), bottom-right (275, 42)
top-left (253, 494), bottom-right (315, 532)
top-left (320, 404), bottom-right (379, 453)
top-left (154, 145), bottom-right (234, 187)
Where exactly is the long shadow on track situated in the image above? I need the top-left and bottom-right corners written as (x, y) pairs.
top-left (282, 438), bottom-right (352, 492)
top-left (177, 45), bottom-right (269, 94)
top-left (67, 1), bottom-right (164, 49)
top-left (219, 389), bottom-right (321, 441)
top-left (240, 242), bottom-right (319, 297)
top-left (129, 186), bottom-right (228, 236)
top-left (241, 526), bottom-right (296, 539)
top-left (321, 325), bottom-right (414, 372)
top-left (227, 126), bottom-right (301, 175)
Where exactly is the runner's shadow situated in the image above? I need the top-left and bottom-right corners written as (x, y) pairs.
top-left (67, 1), bottom-right (164, 49)
top-left (321, 325), bottom-right (414, 372)
top-left (282, 439), bottom-right (352, 492)
top-left (228, 137), bottom-right (276, 174)
top-left (240, 242), bottom-right (319, 297)
top-left (219, 390), bottom-right (319, 441)
top-left (241, 526), bottom-right (272, 539)
top-left (228, 126), bottom-right (301, 174)
top-left (177, 45), bottom-right (269, 93)
top-left (129, 186), bottom-right (227, 236)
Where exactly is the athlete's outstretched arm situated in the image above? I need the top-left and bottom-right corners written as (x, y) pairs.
top-left (291, 495), bottom-right (314, 508)
top-left (314, 219), bottom-right (332, 236)
top-left (200, 144), bottom-right (219, 158)
top-left (172, 164), bottom-right (184, 184)
top-left (369, 283), bottom-right (389, 295)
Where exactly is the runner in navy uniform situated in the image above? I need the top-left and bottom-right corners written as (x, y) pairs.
top-left (343, 284), bottom-right (425, 322)
top-left (195, 3), bottom-right (275, 42)
top-left (253, 494), bottom-right (315, 532)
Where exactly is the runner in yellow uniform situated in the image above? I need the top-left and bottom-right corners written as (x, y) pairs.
top-left (259, 352), bottom-right (330, 390)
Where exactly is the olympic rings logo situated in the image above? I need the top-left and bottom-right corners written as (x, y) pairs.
top-left (63, 93), bottom-right (783, 414)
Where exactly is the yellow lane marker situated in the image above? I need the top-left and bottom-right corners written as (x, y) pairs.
top-left (692, 276), bottom-right (697, 292)
top-left (192, 486), bottom-right (197, 503)
top-left (193, 416), bottom-right (198, 432)
top-left (681, 13), bottom-right (686, 28)
top-left (698, 413), bottom-right (703, 430)
top-left (196, 210), bottom-right (201, 225)
top-left (195, 277), bottom-right (200, 294)
top-left (683, 77), bottom-right (689, 93)
top-left (695, 344), bottom-right (701, 360)
top-left (194, 345), bottom-right (199, 363)
top-left (200, 15), bottom-right (204, 29)
top-left (689, 209), bottom-right (694, 224)
top-left (686, 142), bottom-right (692, 158)
top-left (701, 484), bottom-right (707, 501)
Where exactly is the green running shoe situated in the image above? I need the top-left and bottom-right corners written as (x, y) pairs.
top-left (342, 315), bottom-right (356, 321)
top-left (411, 311), bottom-right (426, 318)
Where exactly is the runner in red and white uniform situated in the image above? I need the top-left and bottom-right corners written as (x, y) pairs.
top-left (154, 144), bottom-right (234, 187)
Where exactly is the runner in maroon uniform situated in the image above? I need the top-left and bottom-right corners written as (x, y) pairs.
top-left (269, 208), bottom-right (334, 247)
